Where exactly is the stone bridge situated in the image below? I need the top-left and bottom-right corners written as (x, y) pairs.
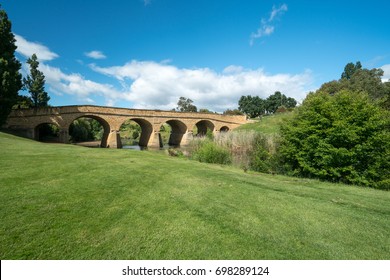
top-left (5, 105), bottom-right (247, 148)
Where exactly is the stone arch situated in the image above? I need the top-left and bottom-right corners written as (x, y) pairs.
top-left (220, 126), bottom-right (230, 132)
top-left (194, 120), bottom-right (215, 136)
top-left (120, 118), bottom-right (153, 147)
top-left (160, 119), bottom-right (188, 147)
top-left (34, 122), bottom-right (61, 142)
top-left (68, 115), bottom-right (110, 147)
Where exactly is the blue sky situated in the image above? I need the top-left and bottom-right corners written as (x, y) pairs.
top-left (3, 0), bottom-right (390, 111)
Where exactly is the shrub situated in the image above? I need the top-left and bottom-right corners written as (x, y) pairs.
top-left (249, 134), bottom-right (272, 173)
top-left (191, 139), bottom-right (231, 165)
top-left (280, 90), bottom-right (390, 189)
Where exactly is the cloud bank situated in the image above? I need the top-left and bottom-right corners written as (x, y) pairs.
top-left (15, 34), bottom-right (313, 112)
top-left (91, 61), bottom-right (312, 111)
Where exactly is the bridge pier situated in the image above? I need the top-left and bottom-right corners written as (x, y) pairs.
top-left (147, 132), bottom-right (162, 148)
top-left (106, 130), bottom-right (122, 148)
top-left (180, 131), bottom-right (194, 146)
top-left (59, 129), bottom-right (69, 144)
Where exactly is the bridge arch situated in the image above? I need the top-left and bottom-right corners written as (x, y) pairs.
top-left (194, 120), bottom-right (215, 136)
top-left (68, 115), bottom-right (110, 147)
top-left (159, 119), bottom-right (188, 147)
top-left (119, 118), bottom-right (153, 147)
top-left (34, 122), bottom-right (60, 142)
top-left (220, 126), bottom-right (230, 132)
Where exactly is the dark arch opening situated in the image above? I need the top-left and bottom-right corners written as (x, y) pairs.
top-left (119, 118), bottom-right (153, 148)
top-left (159, 120), bottom-right (187, 147)
top-left (220, 126), bottom-right (230, 132)
top-left (34, 123), bottom-right (60, 142)
top-left (68, 116), bottom-right (110, 147)
top-left (194, 120), bottom-right (215, 136)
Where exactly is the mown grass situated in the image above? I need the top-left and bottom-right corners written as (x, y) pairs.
top-left (0, 132), bottom-right (389, 260)
top-left (236, 112), bottom-right (293, 134)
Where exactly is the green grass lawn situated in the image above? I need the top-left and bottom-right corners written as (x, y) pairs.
top-left (236, 112), bottom-right (293, 134)
top-left (0, 132), bottom-right (389, 259)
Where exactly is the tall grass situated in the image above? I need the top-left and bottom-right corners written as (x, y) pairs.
top-left (188, 131), bottom-right (278, 172)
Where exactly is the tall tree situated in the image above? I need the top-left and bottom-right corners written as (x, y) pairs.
top-left (176, 97), bottom-right (197, 112)
top-left (0, 5), bottom-right (22, 126)
top-left (23, 54), bottom-right (50, 107)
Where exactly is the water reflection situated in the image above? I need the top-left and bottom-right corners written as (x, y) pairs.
top-left (122, 145), bottom-right (182, 151)
top-left (122, 145), bottom-right (145, 151)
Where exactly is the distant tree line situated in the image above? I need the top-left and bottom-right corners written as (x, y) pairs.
top-left (237, 91), bottom-right (297, 118)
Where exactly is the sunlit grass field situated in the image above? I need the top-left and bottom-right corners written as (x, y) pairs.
top-left (0, 132), bottom-right (389, 259)
top-left (236, 112), bottom-right (293, 134)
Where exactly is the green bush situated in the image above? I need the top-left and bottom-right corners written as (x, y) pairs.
top-left (192, 139), bottom-right (231, 165)
top-left (249, 134), bottom-right (272, 173)
top-left (280, 90), bottom-right (390, 189)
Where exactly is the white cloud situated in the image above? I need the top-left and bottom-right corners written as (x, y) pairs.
top-left (15, 35), bottom-right (313, 111)
top-left (269, 4), bottom-right (288, 21)
top-left (250, 4), bottom-right (288, 46)
top-left (91, 60), bottom-right (313, 112)
top-left (39, 63), bottom-right (123, 104)
top-left (380, 64), bottom-right (390, 82)
top-left (14, 34), bottom-right (59, 61)
top-left (85, 50), bottom-right (107, 59)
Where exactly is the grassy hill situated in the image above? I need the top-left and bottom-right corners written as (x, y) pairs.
top-left (235, 112), bottom-right (293, 134)
top-left (0, 132), bottom-right (389, 259)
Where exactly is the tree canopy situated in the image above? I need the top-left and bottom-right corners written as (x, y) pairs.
top-left (0, 5), bottom-right (22, 125)
top-left (238, 95), bottom-right (265, 118)
top-left (341, 61), bottom-right (362, 80)
top-left (319, 62), bottom-right (390, 109)
top-left (238, 92), bottom-right (297, 118)
top-left (176, 97), bottom-right (197, 112)
top-left (265, 91), bottom-right (297, 114)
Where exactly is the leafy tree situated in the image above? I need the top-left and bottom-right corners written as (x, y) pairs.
top-left (23, 54), bottom-right (50, 107)
top-left (280, 90), bottom-right (390, 189)
top-left (199, 108), bottom-right (213, 113)
top-left (286, 97), bottom-right (297, 108)
top-left (265, 91), bottom-right (296, 114)
top-left (0, 5), bottom-right (22, 126)
top-left (341, 61), bottom-right (362, 80)
top-left (176, 97), bottom-right (197, 112)
top-left (320, 62), bottom-right (390, 108)
top-left (238, 95), bottom-right (265, 118)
